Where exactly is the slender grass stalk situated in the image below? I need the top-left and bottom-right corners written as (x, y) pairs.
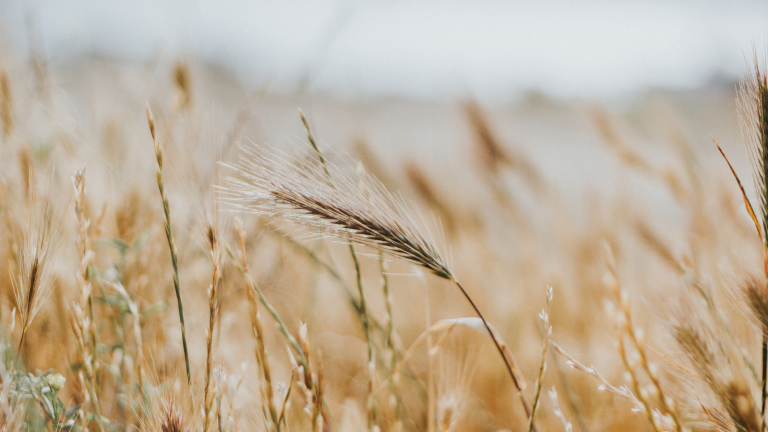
top-left (349, 242), bottom-right (376, 430)
top-left (204, 224), bottom-right (222, 432)
top-left (71, 168), bottom-right (106, 432)
top-left (425, 283), bottom-right (435, 432)
top-left (248, 268), bottom-right (280, 432)
top-left (228, 221), bottom-right (339, 431)
top-left (146, 105), bottom-right (192, 389)
top-left (73, 168), bottom-right (99, 391)
top-left (548, 388), bottom-right (573, 432)
top-left (228, 224), bottom-right (306, 371)
top-left (527, 287), bottom-right (552, 432)
top-left (300, 110), bottom-right (378, 429)
top-left (299, 109), bottom-right (330, 179)
top-left (381, 252), bottom-right (402, 431)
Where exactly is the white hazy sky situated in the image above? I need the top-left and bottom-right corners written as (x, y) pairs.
top-left (2, 0), bottom-right (768, 102)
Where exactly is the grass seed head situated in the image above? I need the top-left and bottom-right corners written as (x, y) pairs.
top-left (221, 146), bottom-right (454, 280)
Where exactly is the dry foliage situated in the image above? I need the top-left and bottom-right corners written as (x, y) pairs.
top-left (3, 43), bottom-right (768, 432)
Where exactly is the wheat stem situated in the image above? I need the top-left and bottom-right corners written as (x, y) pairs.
top-left (146, 104), bottom-right (192, 389)
top-left (453, 280), bottom-right (535, 429)
top-left (204, 225), bottom-right (222, 432)
top-left (528, 287), bottom-right (552, 432)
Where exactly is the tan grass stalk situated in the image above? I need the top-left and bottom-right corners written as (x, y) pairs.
top-left (231, 220), bottom-right (281, 432)
top-left (604, 244), bottom-right (680, 432)
top-left (299, 109), bottom-right (330, 180)
top-left (551, 341), bottom-right (646, 412)
top-left (527, 287), bottom-right (553, 432)
top-left (204, 223), bottom-right (222, 432)
top-left (296, 325), bottom-right (324, 432)
top-left (146, 105), bottom-right (192, 388)
top-left (277, 368), bottom-right (297, 428)
top-left (230, 220), bottom-right (307, 370)
top-left (70, 290), bottom-right (106, 432)
top-left (349, 242), bottom-right (377, 431)
top-left (72, 168), bottom-right (99, 388)
top-left (221, 146), bottom-right (534, 426)
top-left (714, 139), bottom-right (761, 238)
top-left (547, 388), bottom-right (572, 432)
top-left (230, 219), bottom-right (334, 430)
top-left (425, 283), bottom-right (435, 432)
top-left (381, 252), bottom-right (402, 432)
top-left (311, 358), bottom-right (325, 432)
top-left (213, 366), bottom-right (225, 432)
top-left (301, 112), bottom-right (378, 431)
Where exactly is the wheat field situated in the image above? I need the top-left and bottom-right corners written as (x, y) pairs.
top-left (0, 47), bottom-right (766, 432)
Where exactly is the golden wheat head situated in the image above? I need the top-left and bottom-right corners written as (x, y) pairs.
top-left (220, 145), bottom-right (453, 280)
top-left (12, 204), bottom-right (61, 348)
top-left (738, 51), bottom-right (768, 242)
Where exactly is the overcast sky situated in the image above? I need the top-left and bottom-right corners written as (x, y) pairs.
top-left (2, 0), bottom-right (768, 102)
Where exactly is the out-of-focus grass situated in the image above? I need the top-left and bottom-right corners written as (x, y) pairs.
top-left (0, 51), bottom-right (763, 432)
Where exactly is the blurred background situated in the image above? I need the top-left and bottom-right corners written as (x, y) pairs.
top-left (3, 0), bottom-right (768, 102)
top-left (3, 3), bottom-right (768, 430)
top-left (2, 0), bottom-right (767, 202)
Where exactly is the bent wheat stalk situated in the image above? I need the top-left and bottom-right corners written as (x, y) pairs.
top-left (221, 145), bottom-right (535, 427)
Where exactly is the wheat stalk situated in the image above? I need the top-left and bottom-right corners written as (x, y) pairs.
top-left (527, 286), bottom-right (553, 432)
top-left (70, 168), bottom-right (107, 432)
top-left (146, 104), bottom-right (192, 389)
top-left (221, 144), bottom-right (535, 427)
top-left (381, 252), bottom-right (402, 432)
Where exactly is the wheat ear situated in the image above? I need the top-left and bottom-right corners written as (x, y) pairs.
top-left (13, 196), bottom-right (61, 362)
top-left (737, 51), bottom-right (768, 418)
top-left (221, 144), bottom-right (535, 428)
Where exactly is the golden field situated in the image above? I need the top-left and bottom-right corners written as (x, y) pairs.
top-left (0, 51), bottom-right (765, 432)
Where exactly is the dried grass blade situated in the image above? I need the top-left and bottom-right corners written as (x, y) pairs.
top-left (714, 137), bottom-right (761, 238)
